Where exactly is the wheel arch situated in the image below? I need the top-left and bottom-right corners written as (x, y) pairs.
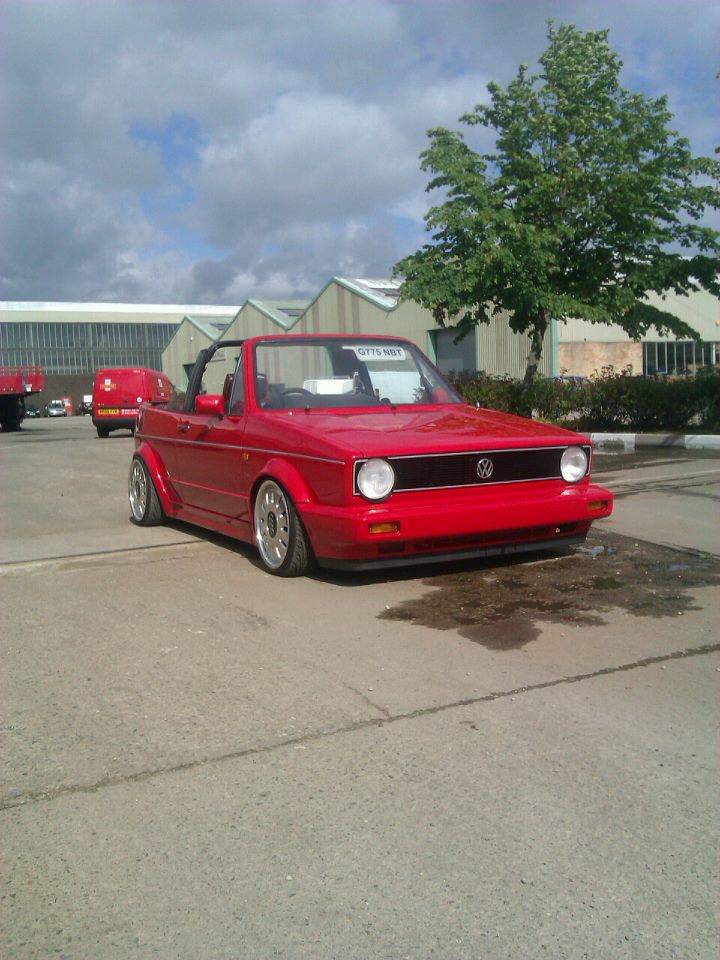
top-left (133, 441), bottom-right (176, 514)
top-left (250, 458), bottom-right (314, 512)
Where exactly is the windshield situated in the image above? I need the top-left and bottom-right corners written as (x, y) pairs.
top-left (253, 339), bottom-right (462, 410)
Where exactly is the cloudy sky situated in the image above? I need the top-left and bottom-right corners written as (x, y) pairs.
top-left (1, 0), bottom-right (718, 305)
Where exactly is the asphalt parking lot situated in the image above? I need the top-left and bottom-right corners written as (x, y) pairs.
top-left (2, 417), bottom-right (719, 960)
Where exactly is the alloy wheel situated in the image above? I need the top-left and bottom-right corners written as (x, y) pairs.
top-left (254, 480), bottom-right (290, 569)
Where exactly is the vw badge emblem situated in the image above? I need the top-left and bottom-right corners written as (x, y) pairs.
top-left (476, 457), bottom-right (494, 480)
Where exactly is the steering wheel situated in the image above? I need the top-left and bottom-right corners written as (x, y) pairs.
top-left (281, 387), bottom-right (314, 398)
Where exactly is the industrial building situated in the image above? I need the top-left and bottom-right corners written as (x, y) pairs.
top-left (162, 277), bottom-right (719, 392)
top-left (161, 276), bottom-right (555, 391)
top-left (0, 301), bottom-right (237, 404)
top-left (556, 288), bottom-right (720, 377)
top-left (2, 284), bottom-right (717, 411)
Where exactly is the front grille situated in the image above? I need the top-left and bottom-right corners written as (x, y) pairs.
top-left (354, 445), bottom-right (589, 493)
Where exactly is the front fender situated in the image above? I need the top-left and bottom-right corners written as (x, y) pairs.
top-left (134, 440), bottom-right (177, 514)
top-left (255, 457), bottom-right (314, 506)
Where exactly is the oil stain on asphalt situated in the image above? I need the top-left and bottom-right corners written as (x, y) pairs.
top-left (380, 531), bottom-right (720, 650)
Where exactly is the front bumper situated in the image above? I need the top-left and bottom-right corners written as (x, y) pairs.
top-left (300, 480), bottom-right (613, 568)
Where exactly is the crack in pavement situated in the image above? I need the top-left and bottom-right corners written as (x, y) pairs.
top-left (0, 539), bottom-right (204, 573)
top-left (612, 479), bottom-right (720, 500)
top-left (3, 641), bottom-right (718, 813)
top-left (344, 684), bottom-right (392, 719)
top-left (603, 468), bottom-right (720, 487)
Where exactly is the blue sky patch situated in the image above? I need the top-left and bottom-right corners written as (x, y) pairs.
top-left (130, 112), bottom-right (205, 176)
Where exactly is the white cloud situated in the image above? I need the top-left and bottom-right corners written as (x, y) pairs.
top-left (0, 0), bottom-right (716, 303)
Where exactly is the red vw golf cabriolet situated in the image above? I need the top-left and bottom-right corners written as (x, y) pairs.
top-left (128, 334), bottom-right (613, 576)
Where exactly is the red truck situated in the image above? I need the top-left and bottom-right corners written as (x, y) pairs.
top-left (0, 366), bottom-right (45, 431)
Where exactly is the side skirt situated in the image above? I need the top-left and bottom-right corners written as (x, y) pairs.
top-left (172, 503), bottom-right (254, 544)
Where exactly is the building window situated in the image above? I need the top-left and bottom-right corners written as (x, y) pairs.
top-left (431, 327), bottom-right (477, 375)
top-left (0, 320), bottom-right (179, 374)
top-left (643, 340), bottom-right (719, 376)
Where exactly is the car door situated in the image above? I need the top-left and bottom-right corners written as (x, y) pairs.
top-left (172, 350), bottom-right (249, 524)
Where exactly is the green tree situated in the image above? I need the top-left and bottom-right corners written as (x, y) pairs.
top-left (395, 23), bottom-right (720, 383)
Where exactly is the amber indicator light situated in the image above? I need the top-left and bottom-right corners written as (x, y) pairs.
top-left (369, 522), bottom-right (400, 534)
top-left (588, 500), bottom-right (607, 510)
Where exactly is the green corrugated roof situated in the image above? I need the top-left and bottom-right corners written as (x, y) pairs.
top-left (184, 315), bottom-right (234, 340)
top-left (246, 299), bottom-right (310, 329)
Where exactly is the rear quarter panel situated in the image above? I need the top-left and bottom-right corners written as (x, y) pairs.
top-left (134, 437), bottom-right (177, 514)
top-left (135, 404), bottom-right (186, 507)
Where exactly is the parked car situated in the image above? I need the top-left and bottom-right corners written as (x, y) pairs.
top-left (45, 399), bottom-right (68, 417)
top-left (93, 367), bottom-right (171, 438)
top-left (128, 335), bottom-right (613, 577)
top-left (76, 394), bottom-right (93, 416)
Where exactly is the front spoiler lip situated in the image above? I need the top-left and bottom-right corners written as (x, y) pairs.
top-left (317, 534), bottom-right (587, 571)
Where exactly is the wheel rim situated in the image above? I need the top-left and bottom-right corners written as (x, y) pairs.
top-left (255, 481), bottom-right (290, 569)
top-left (129, 460), bottom-right (147, 520)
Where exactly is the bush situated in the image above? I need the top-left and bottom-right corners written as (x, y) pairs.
top-left (695, 369), bottom-right (720, 430)
top-left (452, 368), bottom-right (720, 433)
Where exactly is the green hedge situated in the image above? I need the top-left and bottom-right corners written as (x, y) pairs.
top-left (452, 368), bottom-right (720, 432)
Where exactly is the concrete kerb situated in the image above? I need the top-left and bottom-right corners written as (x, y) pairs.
top-left (591, 432), bottom-right (720, 452)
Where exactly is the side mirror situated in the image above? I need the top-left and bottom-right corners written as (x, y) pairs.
top-left (195, 394), bottom-right (223, 416)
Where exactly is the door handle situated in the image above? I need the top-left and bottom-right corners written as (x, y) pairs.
top-left (177, 421), bottom-right (190, 433)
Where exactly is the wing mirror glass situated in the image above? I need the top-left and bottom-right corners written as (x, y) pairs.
top-left (195, 394), bottom-right (223, 416)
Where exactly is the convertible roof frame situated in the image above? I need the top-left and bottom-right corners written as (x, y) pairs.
top-left (183, 339), bottom-right (245, 414)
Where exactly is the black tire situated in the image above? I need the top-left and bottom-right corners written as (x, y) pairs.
top-left (96, 425), bottom-right (110, 438)
top-left (0, 396), bottom-right (24, 432)
top-left (128, 456), bottom-right (164, 526)
top-left (253, 479), bottom-right (313, 577)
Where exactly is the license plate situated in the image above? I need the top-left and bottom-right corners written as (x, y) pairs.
top-left (101, 407), bottom-right (119, 415)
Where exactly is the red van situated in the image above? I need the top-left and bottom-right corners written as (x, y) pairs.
top-left (92, 367), bottom-right (172, 437)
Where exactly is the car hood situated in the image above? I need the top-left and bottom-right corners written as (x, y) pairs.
top-left (287, 404), bottom-right (588, 458)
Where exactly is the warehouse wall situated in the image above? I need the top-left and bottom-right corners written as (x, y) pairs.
top-left (196, 303), bottom-right (288, 390)
top-left (557, 289), bottom-right (719, 344)
top-left (23, 375), bottom-right (95, 415)
top-left (558, 341), bottom-right (643, 377)
top-left (221, 303), bottom-right (287, 341)
top-left (291, 284), bottom-right (427, 344)
top-left (474, 314), bottom-right (554, 379)
top-left (290, 280), bottom-right (554, 379)
top-left (162, 320), bottom-right (217, 388)
top-left (162, 279), bottom-right (558, 389)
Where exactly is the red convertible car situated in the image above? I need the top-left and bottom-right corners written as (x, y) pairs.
top-left (128, 334), bottom-right (613, 576)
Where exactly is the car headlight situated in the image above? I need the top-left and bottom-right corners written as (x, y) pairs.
top-left (357, 458), bottom-right (395, 500)
top-left (560, 446), bottom-right (588, 483)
